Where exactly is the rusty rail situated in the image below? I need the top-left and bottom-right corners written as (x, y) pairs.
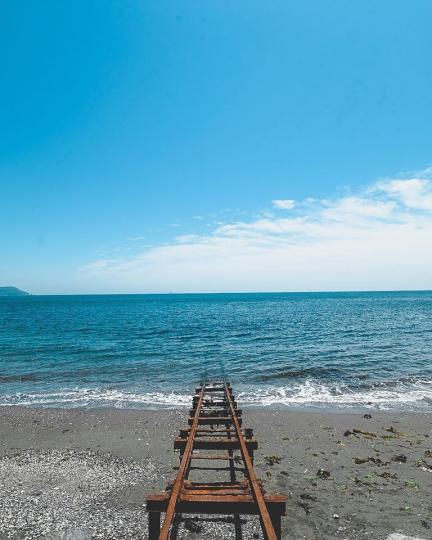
top-left (158, 385), bottom-right (205, 540)
top-left (224, 382), bottom-right (278, 540)
top-left (146, 381), bottom-right (286, 539)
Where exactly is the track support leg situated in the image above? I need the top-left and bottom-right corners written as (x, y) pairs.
top-left (148, 511), bottom-right (161, 540)
top-left (269, 512), bottom-right (282, 540)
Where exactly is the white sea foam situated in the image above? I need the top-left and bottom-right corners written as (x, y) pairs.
top-left (237, 380), bottom-right (432, 409)
top-left (1, 379), bottom-right (431, 410)
top-left (0, 388), bottom-right (192, 408)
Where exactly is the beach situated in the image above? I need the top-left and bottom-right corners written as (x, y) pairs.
top-left (4, 0), bottom-right (432, 536)
top-left (1, 406), bottom-right (431, 539)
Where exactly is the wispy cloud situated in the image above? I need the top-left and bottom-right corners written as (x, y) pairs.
top-left (127, 236), bottom-right (146, 241)
top-left (375, 177), bottom-right (432, 211)
top-left (272, 199), bottom-right (295, 209)
top-left (81, 169), bottom-right (432, 293)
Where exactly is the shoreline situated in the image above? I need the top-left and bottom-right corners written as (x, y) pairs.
top-left (1, 406), bottom-right (431, 539)
top-left (1, 401), bottom-right (430, 415)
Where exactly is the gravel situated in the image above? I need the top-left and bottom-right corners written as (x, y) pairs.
top-left (0, 448), bottom-right (262, 539)
top-left (0, 449), bottom-right (157, 539)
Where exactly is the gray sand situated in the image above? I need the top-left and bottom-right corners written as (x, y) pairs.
top-left (0, 406), bottom-right (431, 539)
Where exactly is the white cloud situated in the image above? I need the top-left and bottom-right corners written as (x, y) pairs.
top-left (81, 171), bottom-right (432, 293)
top-left (377, 178), bottom-right (432, 211)
top-left (272, 199), bottom-right (295, 209)
top-left (321, 197), bottom-right (396, 221)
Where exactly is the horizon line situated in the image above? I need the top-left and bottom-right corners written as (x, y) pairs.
top-left (9, 288), bottom-right (432, 297)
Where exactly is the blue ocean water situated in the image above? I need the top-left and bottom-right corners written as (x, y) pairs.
top-left (0, 292), bottom-right (431, 410)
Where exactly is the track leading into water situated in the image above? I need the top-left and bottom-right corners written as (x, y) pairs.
top-left (146, 381), bottom-right (287, 539)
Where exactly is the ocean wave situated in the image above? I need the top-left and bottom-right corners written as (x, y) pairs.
top-left (237, 380), bottom-right (432, 409)
top-left (252, 366), bottom-right (343, 381)
top-left (0, 388), bottom-right (192, 408)
top-left (1, 379), bottom-right (431, 410)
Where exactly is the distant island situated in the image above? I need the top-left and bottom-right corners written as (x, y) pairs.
top-left (0, 286), bottom-right (30, 297)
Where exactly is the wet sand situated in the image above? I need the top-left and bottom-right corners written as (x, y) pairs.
top-left (0, 406), bottom-right (431, 539)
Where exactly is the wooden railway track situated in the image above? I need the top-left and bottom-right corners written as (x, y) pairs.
top-left (146, 381), bottom-right (286, 539)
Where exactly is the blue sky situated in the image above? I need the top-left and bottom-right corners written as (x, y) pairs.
top-left (1, 1), bottom-right (432, 293)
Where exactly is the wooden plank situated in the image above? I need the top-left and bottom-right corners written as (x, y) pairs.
top-left (179, 427), bottom-right (252, 437)
top-left (183, 480), bottom-right (249, 489)
top-left (196, 386), bottom-right (232, 393)
top-left (183, 488), bottom-right (251, 496)
top-left (193, 398), bottom-right (238, 407)
top-left (193, 395), bottom-right (235, 402)
top-left (188, 416), bottom-right (242, 426)
top-left (147, 492), bottom-right (287, 516)
top-left (180, 427), bottom-right (238, 434)
top-left (190, 453), bottom-right (240, 461)
top-left (193, 431), bottom-right (238, 437)
top-left (175, 437), bottom-right (258, 451)
top-left (190, 408), bottom-right (243, 416)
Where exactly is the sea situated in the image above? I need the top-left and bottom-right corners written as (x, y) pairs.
top-left (0, 292), bottom-right (431, 411)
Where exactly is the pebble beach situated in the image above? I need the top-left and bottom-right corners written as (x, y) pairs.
top-left (1, 406), bottom-right (431, 539)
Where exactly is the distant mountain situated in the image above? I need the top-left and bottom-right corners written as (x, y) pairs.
top-left (0, 286), bottom-right (30, 297)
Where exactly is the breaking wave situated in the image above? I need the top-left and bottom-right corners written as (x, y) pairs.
top-left (2, 291), bottom-right (432, 412)
top-left (1, 378), bottom-right (431, 411)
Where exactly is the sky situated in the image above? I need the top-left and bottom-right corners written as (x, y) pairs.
top-left (1, 1), bottom-right (432, 294)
